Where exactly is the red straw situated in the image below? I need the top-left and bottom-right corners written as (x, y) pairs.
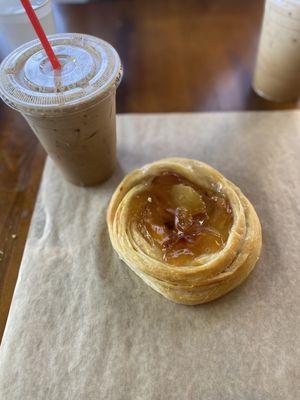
top-left (20, 0), bottom-right (61, 70)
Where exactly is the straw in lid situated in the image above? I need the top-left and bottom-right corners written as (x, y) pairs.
top-left (0, 33), bottom-right (123, 114)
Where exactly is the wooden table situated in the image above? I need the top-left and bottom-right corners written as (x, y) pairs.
top-left (0, 0), bottom-right (299, 342)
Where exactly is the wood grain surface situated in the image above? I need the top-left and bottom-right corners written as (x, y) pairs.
top-left (0, 0), bottom-right (299, 342)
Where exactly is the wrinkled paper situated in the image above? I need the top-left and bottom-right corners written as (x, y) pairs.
top-left (1, 112), bottom-right (300, 400)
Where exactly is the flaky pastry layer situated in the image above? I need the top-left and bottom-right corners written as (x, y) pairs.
top-left (107, 158), bottom-right (262, 305)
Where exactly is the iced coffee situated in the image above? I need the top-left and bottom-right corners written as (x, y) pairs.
top-left (0, 33), bottom-right (122, 185)
top-left (253, 0), bottom-right (300, 102)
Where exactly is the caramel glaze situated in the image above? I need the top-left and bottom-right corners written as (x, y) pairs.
top-left (132, 172), bottom-right (233, 266)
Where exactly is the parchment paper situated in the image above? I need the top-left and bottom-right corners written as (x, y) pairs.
top-left (1, 111), bottom-right (299, 400)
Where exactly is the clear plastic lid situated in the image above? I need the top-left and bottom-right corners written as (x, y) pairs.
top-left (0, 33), bottom-right (122, 115)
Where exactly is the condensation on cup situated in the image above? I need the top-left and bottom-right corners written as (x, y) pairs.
top-left (0, 0), bottom-right (56, 53)
top-left (253, 0), bottom-right (300, 102)
top-left (0, 33), bottom-right (123, 186)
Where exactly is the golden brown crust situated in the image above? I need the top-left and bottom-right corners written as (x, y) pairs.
top-left (107, 158), bottom-right (262, 305)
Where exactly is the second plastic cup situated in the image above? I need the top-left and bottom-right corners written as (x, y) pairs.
top-left (0, 33), bottom-right (123, 186)
top-left (253, 0), bottom-right (300, 102)
top-left (0, 0), bottom-right (56, 53)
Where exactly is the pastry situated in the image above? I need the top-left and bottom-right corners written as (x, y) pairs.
top-left (107, 158), bottom-right (262, 305)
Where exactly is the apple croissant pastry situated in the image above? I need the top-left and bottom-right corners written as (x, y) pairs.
top-left (107, 158), bottom-right (262, 305)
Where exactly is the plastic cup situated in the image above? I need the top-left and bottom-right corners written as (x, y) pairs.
top-left (253, 0), bottom-right (300, 102)
top-left (0, 0), bottom-right (56, 53)
top-left (0, 33), bottom-right (123, 186)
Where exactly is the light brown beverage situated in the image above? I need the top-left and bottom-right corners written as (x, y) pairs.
top-left (0, 33), bottom-right (122, 186)
top-left (253, 0), bottom-right (300, 102)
